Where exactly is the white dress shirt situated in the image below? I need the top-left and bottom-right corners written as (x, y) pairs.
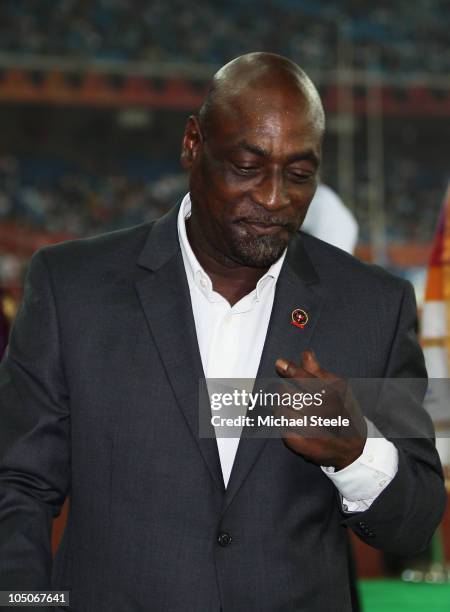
top-left (178, 193), bottom-right (398, 510)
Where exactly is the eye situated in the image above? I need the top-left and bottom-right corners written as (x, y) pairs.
top-left (287, 171), bottom-right (313, 184)
top-left (231, 163), bottom-right (260, 176)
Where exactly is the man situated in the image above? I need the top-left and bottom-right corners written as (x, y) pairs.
top-left (0, 53), bottom-right (446, 611)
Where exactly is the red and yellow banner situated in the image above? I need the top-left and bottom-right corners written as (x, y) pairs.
top-left (422, 182), bottom-right (450, 479)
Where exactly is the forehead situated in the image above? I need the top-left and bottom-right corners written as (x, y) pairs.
top-left (206, 88), bottom-right (322, 155)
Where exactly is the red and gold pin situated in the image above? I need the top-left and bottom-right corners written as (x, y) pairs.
top-left (291, 308), bottom-right (308, 329)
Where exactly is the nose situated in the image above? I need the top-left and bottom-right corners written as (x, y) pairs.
top-left (251, 169), bottom-right (290, 210)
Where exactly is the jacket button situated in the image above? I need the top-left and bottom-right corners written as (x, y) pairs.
top-left (217, 532), bottom-right (232, 547)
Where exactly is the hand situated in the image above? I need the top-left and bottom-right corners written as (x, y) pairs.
top-left (275, 349), bottom-right (367, 470)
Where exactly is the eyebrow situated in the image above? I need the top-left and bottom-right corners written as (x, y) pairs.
top-left (232, 140), bottom-right (320, 168)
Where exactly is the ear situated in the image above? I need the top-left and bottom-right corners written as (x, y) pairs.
top-left (180, 115), bottom-right (203, 170)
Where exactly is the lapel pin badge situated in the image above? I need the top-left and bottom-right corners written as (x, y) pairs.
top-left (291, 308), bottom-right (308, 329)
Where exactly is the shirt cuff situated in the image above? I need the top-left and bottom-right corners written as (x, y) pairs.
top-left (321, 435), bottom-right (399, 512)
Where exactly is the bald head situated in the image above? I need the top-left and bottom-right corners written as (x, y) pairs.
top-left (199, 52), bottom-right (325, 138)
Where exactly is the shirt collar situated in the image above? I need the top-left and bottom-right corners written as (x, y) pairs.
top-left (177, 193), bottom-right (286, 301)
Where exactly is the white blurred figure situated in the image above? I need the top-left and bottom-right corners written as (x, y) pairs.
top-left (302, 184), bottom-right (358, 254)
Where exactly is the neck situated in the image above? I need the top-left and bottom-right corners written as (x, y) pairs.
top-left (185, 217), bottom-right (269, 306)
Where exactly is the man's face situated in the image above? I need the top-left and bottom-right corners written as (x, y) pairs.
top-left (181, 88), bottom-right (323, 268)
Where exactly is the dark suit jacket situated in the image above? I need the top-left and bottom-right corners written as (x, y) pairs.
top-left (0, 203), bottom-right (446, 611)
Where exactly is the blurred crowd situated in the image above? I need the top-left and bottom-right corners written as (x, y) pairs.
top-left (0, 156), bottom-right (183, 236)
top-left (354, 157), bottom-right (447, 243)
top-left (0, 0), bottom-right (448, 76)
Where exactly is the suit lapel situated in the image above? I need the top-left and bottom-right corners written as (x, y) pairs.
top-left (135, 205), bottom-right (224, 493)
top-left (222, 233), bottom-right (325, 512)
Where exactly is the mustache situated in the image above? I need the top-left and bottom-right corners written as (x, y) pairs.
top-left (235, 215), bottom-right (297, 231)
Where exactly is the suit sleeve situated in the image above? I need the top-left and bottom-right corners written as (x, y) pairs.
top-left (343, 280), bottom-right (447, 555)
top-left (0, 249), bottom-right (70, 589)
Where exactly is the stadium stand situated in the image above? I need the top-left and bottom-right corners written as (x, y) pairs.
top-left (0, 0), bottom-right (448, 294)
top-left (0, 0), bottom-right (448, 75)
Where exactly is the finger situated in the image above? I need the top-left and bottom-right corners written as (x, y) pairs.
top-left (282, 431), bottom-right (306, 450)
top-left (301, 349), bottom-right (322, 376)
top-left (302, 349), bottom-right (341, 383)
top-left (275, 358), bottom-right (314, 379)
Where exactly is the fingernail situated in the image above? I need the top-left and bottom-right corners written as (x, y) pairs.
top-left (276, 359), bottom-right (289, 372)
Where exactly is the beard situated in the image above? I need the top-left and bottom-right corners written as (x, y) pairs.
top-left (227, 227), bottom-right (293, 268)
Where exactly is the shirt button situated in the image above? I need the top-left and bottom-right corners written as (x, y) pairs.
top-left (366, 453), bottom-right (374, 463)
top-left (217, 532), bottom-right (232, 547)
top-left (200, 277), bottom-right (208, 288)
top-left (379, 479), bottom-right (387, 487)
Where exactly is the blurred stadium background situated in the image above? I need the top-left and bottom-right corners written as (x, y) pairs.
top-left (0, 1), bottom-right (449, 610)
